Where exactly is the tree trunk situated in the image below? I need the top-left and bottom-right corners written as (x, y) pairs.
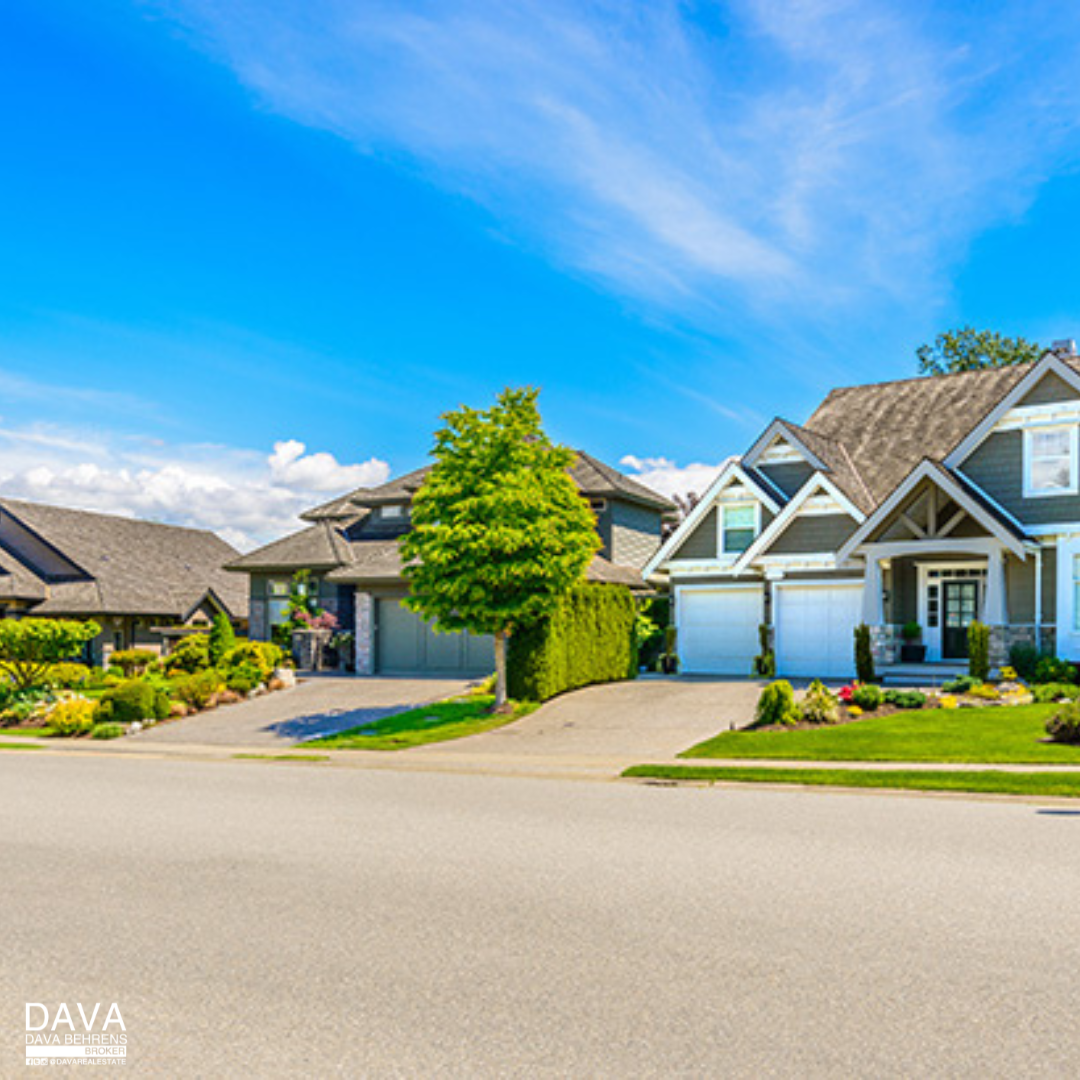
top-left (493, 628), bottom-right (508, 712)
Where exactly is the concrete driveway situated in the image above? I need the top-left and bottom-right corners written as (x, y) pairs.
top-left (128, 675), bottom-right (470, 749)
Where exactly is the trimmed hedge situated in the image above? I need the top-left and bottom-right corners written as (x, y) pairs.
top-left (508, 584), bottom-right (637, 703)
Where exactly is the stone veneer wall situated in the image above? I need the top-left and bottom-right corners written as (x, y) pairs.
top-left (354, 591), bottom-right (374, 676)
top-left (991, 625), bottom-right (1057, 667)
top-left (870, 624), bottom-right (902, 667)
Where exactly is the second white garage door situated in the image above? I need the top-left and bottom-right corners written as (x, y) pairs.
top-left (775, 582), bottom-right (862, 679)
top-left (677, 586), bottom-right (763, 676)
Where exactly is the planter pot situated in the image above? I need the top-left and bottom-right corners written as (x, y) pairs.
top-left (661, 655), bottom-right (679, 675)
top-left (900, 643), bottom-right (927, 663)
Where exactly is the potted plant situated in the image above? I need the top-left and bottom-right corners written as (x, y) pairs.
top-left (661, 625), bottom-right (679, 674)
top-left (900, 621), bottom-right (926, 663)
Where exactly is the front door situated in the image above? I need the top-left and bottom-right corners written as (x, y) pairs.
top-left (942, 580), bottom-right (979, 659)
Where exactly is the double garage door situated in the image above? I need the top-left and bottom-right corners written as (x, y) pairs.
top-left (677, 582), bottom-right (861, 679)
top-left (376, 600), bottom-right (494, 676)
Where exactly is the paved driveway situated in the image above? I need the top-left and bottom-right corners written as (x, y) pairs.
top-left (128, 675), bottom-right (470, 749)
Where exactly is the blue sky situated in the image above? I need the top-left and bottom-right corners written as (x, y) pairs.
top-left (3, 0), bottom-right (1080, 547)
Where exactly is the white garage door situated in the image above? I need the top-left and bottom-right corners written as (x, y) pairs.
top-left (677, 586), bottom-right (763, 676)
top-left (775, 583), bottom-right (862, 679)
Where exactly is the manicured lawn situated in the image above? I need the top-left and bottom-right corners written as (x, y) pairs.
top-left (0, 728), bottom-right (52, 738)
top-left (624, 764), bottom-right (1080, 799)
top-left (0, 741), bottom-right (43, 750)
top-left (305, 694), bottom-right (538, 751)
top-left (682, 704), bottom-right (1080, 765)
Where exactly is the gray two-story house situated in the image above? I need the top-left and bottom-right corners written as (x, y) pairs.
top-left (646, 345), bottom-right (1080, 678)
top-left (228, 452), bottom-right (672, 676)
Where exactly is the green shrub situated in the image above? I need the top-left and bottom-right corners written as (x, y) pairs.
top-left (884, 689), bottom-right (927, 709)
top-left (799, 680), bottom-right (839, 725)
top-left (1046, 702), bottom-right (1080, 744)
top-left (208, 612), bottom-right (237, 665)
top-left (901, 621), bottom-right (922, 641)
top-left (852, 683), bottom-right (884, 711)
top-left (170, 669), bottom-right (222, 711)
top-left (91, 722), bottom-right (125, 740)
top-left (635, 597), bottom-right (668, 671)
top-left (752, 623), bottom-right (775, 678)
top-left (754, 681), bottom-right (799, 727)
top-left (1008, 642), bottom-right (1041, 681)
top-left (1033, 682), bottom-right (1080, 703)
top-left (966, 682), bottom-right (1000, 701)
top-left (95, 680), bottom-right (170, 725)
top-left (967, 622), bottom-right (990, 682)
top-left (271, 623), bottom-right (293, 653)
top-left (1, 688), bottom-right (52, 723)
top-left (507, 584), bottom-right (637, 702)
top-left (220, 641), bottom-right (283, 682)
top-left (46, 698), bottom-right (97, 736)
top-left (854, 623), bottom-right (875, 684)
top-left (167, 633), bottom-right (211, 674)
top-left (225, 661), bottom-right (263, 696)
top-left (43, 662), bottom-right (92, 689)
top-left (109, 648), bottom-right (157, 677)
top-left (1033, 656), bottom-right (1077, 685)
top-left (942, 675), bottom-right (978, 694)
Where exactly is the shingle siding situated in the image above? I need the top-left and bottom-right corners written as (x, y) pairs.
top-left (1018, 371), bottom-right (1080, 407)
top-left (757, 461), bottom-right (814, 499)
top-left (962, 430), bottom-right (1080, 525)
top-left (766, 514), bottom-right (857, 555)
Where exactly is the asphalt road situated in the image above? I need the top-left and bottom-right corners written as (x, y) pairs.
top-left (2, 755), bottom-right (1079, 1077)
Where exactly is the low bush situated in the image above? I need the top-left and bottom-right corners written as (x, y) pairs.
top-left (752, 623), bottom-right (775, 679)
top-left (91, 722), bottom-right (125, 740)
top-left (754, 681), bottom-right (799, 727)
top-left (1008, 642), bottom-right (1041, 681)
top-left (109, 648), bottom-right (157, 677)
top-left (966, 682), bottom-right (1000, 701)
top-left (883, 689), bottom-right (927, 710)
top-left (799, 680), bottom-right (839, 725)
top-left (1033, 682), bottom-right (1080, 703)
top-left (851, 683), bottom-right (884, 711)
top-left (1033, 656), bottom-right (1077, 685)
top-left (166, 634), bottom-right (211, 674)
top-left (170, 669), bottom-right (222, 711)
top-left (0, 688), bottom-right (52, 724)
top-left (942, 675), bottom-right (978, 694)
top-left (43, 662), bottom-right (92, 689)
top-left (95, 680), bottom-right (170, 725)
top-left (208, 612), bottom-right (237, 665)
top-left (1046, 702), bottom-right (1080, 744)
top-left (46, 698), bottom-right (97, 736)
top-left (225, 661), bottom-right (264, 696)
top-left (220, 641), bottom-right (283, 683)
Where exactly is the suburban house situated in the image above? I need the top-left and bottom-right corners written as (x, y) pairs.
top-left (0, 497), bottom-right (248, 662)
top-left (227, 452), bottom-right (673, 676)
top-left (646, 344), bottom-right (1080, 679)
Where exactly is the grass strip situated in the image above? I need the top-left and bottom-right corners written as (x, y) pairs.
top-left (624, 764), bottom-right (1080, 798)
top-left (233, 753), bottom-right (330, 763)
top-left (0, 741), bottom-right (44, 751)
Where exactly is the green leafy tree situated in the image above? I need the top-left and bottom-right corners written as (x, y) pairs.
top-left (400, 387), bottom-right (600, 710)
top-left (0, 617), bottom-right (101, 690)
top-left (917, 327), bottom-right (1043, 376)
top-left (208, 611), bottom-right (236, 665)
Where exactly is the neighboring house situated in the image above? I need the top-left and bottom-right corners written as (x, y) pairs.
top-left (646, 343), bottom-right (1080, 679)
top-left (0, 497), bottom-right (248, 662)
top-left (227, 452), bottom-right (673, 676)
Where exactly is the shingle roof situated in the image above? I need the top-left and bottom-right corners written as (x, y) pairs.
top-left (0, 545), bottom-right (47, 602)
top-left (302, 468), bottom-right (432, 520)
top-left (226, 520), bottom-right (356, 572)
top-left (0, 499), bottom-right (248, 618)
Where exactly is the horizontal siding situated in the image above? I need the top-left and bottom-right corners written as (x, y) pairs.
top-left (1006, 551), bottom-right (1057, 623)
top-left (757, 461), bottom-right (814, 498)
top-left (767, 514), bottom-right (857, 555)
top-left (962, 430), bottom-right (1080, 525)
top-left (1018, 371), bottom-right (1080, 407)
top-left (674, 507), bottom-right (717, 560)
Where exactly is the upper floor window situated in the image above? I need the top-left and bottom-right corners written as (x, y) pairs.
top-left (1024, 426), bottom-right (1078, 498)
top-left (721, 503), bottom-right (757, 554)
top-left (379, 504), bottom-right (406, 520)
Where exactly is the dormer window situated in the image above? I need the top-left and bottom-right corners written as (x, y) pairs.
top-left (1024, 426), bottom-right (1078, 498)
top-left (379, 504), bottom-right (406, 520)
top-left (721, 503), bottom-right (758, 554)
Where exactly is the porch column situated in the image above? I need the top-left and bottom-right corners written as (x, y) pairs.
top-left (861, 557), bottom-right (884, 624)
top-left (983, 546), bottom-right (1007, 625)
top-left (354, 590), bottom-right (375, 676)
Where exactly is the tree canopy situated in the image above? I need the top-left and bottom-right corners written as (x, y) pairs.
top-left (400, 387), bottom-right (600, 708)
top-left (0, 617), bottom-right (100, 690)
top-left (917, 327), bottom-right (1043, 376)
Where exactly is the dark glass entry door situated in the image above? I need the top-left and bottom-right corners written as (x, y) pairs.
top-left (943, 580), bottom-right (979, 659)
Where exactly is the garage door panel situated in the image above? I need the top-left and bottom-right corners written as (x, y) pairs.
top-left (776, 584), bottom-right (861, 679)
top-left (678, 587), bottom-right (762, 676)
top-left (376, 600), bottom-right (494, 676)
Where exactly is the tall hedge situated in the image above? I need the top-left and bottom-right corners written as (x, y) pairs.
top-left (508, 584), bottom-right (637, 702)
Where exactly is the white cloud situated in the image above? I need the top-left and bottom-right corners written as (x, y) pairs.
top-left (620, 454), bottom-right (730, 502)
top-left (0, 426), bottom-right (391, 552)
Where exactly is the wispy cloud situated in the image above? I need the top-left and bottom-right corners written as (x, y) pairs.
top-left (159, 0), bottom-right (1080, 336)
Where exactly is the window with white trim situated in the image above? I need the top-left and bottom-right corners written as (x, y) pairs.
top-left (1024, 426), bottom-right (1078, 497)
top-left (721, 504), bottom-right (757, 554)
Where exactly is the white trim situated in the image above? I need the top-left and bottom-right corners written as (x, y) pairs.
top-left (945, 353), bottom-right (1080, 468)
top-left (915, 560), bottom-right (987, 661)
top-left (673, 581), bottom-right (765, 676)
top-left (642, 460), bottom-right (781, 578)
top-left (1022, 523), bottom-right (1080, 538)
top-left (719, 500), bottom-right (761, 557)
top-left (743, 419), bottom-right (828, 471)
top-left (1022, 424), bottom-right (1079, 499)
top-left (773, 579), bottom-right (864, 679)
top-left (837, 460), bottom-right (1028, 562)
top-left (992, 400), bottom-right (1080, 433)
top-left (860, 537), bottom-right (1006, 559)
top-left (732, 472), bottom-right (866, 574)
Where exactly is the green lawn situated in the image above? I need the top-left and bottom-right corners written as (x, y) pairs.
top-left (682, 704), bottom-right (1080, 765)
top-left (0, 728), bottom-right (52, 738)
top-left (624, 764), bottom-right (1080, 799)
top-left (0, 741), bottom-right (43, 750)
top-left (305, 694), bottom-right (538, 751)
